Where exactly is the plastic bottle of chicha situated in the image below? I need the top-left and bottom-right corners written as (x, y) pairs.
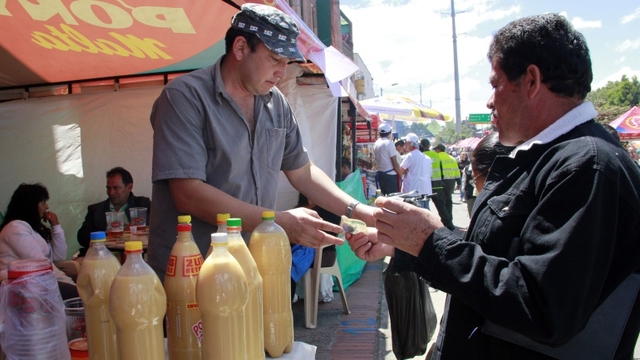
top-left (226, 218), bottom-right (265, 360)
top-left (197, 233), bottom-right (248, 360)
top-left (110, 241), bottom-right (166, 360)
top-left (76, 231), bottom-right (120, 360)
top-left (249, 211), bottom-right (294, 357)
top-left (164, 219), bottom-right (204, 360)
top-left (206, 213), bottom-right (230, 258)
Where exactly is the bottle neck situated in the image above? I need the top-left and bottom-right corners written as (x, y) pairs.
top-left (90, 241), bottom-right (107, 249)
top-left (227, 226), bottom-right (242, 234)
top-left (124, 250), bottom-right (143, 260)
top-left (177, 232), bottom-right (192, 242)
top-left (210, 243), bottom-right (229, 254)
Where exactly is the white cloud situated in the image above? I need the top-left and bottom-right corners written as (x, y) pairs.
top-left (616, 37), bottom-right (640, 51)
top-left (571, 17), bottom-right (602, 30)
top-left (593, 66), bottom-right (640, 90)
top-left (343, 0), bottom-right (519, 119)
top-left (614, 56), bottom-right (626, 65)
top-left (621, 7), bottom-right (640, 24)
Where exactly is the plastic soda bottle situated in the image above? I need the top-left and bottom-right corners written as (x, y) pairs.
top-left (249, 211), bottom-right (294, 357)
top-left (76, 231), bottom-right (120, 360)
top-left (226, 218), bottom-right (265, 360)
top-left (206, 213), bottom-right (231, 258)
top-left (110, 241), bottom-right (166, 360)
top-left (164, 221), bottom-right (204, 360)
top-left (197, 233), bottom-right (248, 360)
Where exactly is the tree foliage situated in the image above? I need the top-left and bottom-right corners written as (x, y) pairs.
top-left (587, 75), bottom-right (640, 124)
top-left (434, 120), bottom-right (475, 144)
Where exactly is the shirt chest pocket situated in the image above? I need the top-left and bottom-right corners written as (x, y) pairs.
top-left (473, 193), bottom-right (533, 254)
top-left (267, 128), bottom-right (286, 171)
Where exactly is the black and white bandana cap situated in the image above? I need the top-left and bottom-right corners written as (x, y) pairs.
top-left (231, 3), bottom-right (306, 62)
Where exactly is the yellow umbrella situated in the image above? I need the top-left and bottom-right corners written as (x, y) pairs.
top-left (360, 94), bottom-right (451, 121)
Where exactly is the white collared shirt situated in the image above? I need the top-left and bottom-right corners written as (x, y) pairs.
top-left (510, 102), bottom-right (598, 158)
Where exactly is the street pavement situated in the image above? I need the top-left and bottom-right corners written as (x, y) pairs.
top-left (291, 191), bottom-right (640, 359)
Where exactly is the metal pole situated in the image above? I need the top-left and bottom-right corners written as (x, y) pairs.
top-left (451, 0), bottom-right (462, 134)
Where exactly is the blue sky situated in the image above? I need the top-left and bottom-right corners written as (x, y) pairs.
top-left (341, 0), bottom-right (640, 121)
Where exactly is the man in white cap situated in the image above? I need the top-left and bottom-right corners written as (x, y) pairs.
top-left (373, 122), bottom-right (402, 195)
top-left (148, 4), bottom-right (375, 281)
top-left (399, 133), bottom-right (432, 208)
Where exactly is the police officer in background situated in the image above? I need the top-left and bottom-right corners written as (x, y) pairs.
top-left (421, 138), bottom-right (454, 230)
top-left (434, 143), bottom-right (460, 230)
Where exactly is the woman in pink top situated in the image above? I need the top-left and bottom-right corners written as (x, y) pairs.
top-left (0, 183), bottom-right (78, 299)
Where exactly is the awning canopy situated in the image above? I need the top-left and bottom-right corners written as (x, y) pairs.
top-left (0, 0), bottom-right (358, 92)
top-left (610, 106), bottom-right (640, 140)
top-left (453, 137), bottom-right (482, 149)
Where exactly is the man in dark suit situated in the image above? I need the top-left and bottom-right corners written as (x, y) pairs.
top-left (76, 167), bottom-right (150, 256)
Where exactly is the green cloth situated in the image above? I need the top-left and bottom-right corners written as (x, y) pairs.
top-left (334, 168), bottom-right (367, 290)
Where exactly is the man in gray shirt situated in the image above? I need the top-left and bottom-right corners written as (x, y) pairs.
top-left (148, 4), bottom-right (374, 280)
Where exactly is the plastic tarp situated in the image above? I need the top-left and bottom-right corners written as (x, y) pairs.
top-left (334, 169), bottom-right (367, 290)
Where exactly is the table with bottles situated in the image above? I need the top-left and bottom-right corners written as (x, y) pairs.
top-left (104, 230), bottom-right (148, 263)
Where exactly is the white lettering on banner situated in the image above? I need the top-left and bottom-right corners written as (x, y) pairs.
top-left (32, 23), bottom-right (172, 59)
top-left (4, 0), bottom-right (195, 34)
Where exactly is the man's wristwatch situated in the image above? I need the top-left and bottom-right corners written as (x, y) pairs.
top-left (346, 201), bottom-right (360, 218)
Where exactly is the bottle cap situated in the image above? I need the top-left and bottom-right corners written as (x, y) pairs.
top-left (262, 210), bottom-right (275, 220)
top-left (90, 231), bottom-right (106, 241)
top-left (227, 218), bottom-right (242, 227)
top-left (177, 223), bottom-right (192, 232)
top-left (178, 215), bottom-right (192, 224)
top-left (210, 233), bottom-right (228, 244)
top-left (217, 213), bottom-right (231, 224)
top-left (124, 241), bottom-right (143, 252)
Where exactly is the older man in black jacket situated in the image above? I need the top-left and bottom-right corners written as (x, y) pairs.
top-left (349, 14), bottom-right (640, 360)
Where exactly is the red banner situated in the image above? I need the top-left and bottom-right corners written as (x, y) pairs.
top-left (0, 0), bottom-right (335, 89)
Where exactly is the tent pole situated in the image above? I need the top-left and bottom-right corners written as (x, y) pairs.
top-left (335, 99), bottom-right (343, 182)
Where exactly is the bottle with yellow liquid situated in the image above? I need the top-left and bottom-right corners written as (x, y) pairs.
top-left (249, 211), bottom-right (294, 358)
top-left (76, 231), bottom-right (120, 360)
top-left (197, 233), bottom-right (248, 360)
top-left (110, 241), bottom-right (167, 360)
top-left (164, 219), bottom-right (204, 360)
top-left (226, 218), bottom-right (265, 360)
top-left (206, 213), bottom-right (230, 258)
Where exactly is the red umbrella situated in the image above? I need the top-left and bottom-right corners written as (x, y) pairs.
top-left (609, 106), bottom-right (640, 140)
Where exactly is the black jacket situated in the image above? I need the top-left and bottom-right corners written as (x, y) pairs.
top-left (77, 193), bottom-right (151, 256)
top-left (396, 120), bottom-right (640, 359)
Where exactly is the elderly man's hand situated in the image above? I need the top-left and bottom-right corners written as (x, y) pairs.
top-left (278, 207), bottom-right (344, 248)
top-left (346, 227), bottom-right (394, 261)
top-left (373, 196), bottom-right (444, 257)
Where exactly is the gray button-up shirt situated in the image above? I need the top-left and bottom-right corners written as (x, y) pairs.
top-left (148, 56), bottom-right (309, 280)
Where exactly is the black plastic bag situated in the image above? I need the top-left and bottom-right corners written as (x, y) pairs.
top-left (383, 257), bottom-right (437, 360)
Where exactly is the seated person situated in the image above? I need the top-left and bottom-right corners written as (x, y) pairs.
top-left (0, 183), bottom-right (78, 300)
top-left (77, 167), bottom-right (150, 256)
